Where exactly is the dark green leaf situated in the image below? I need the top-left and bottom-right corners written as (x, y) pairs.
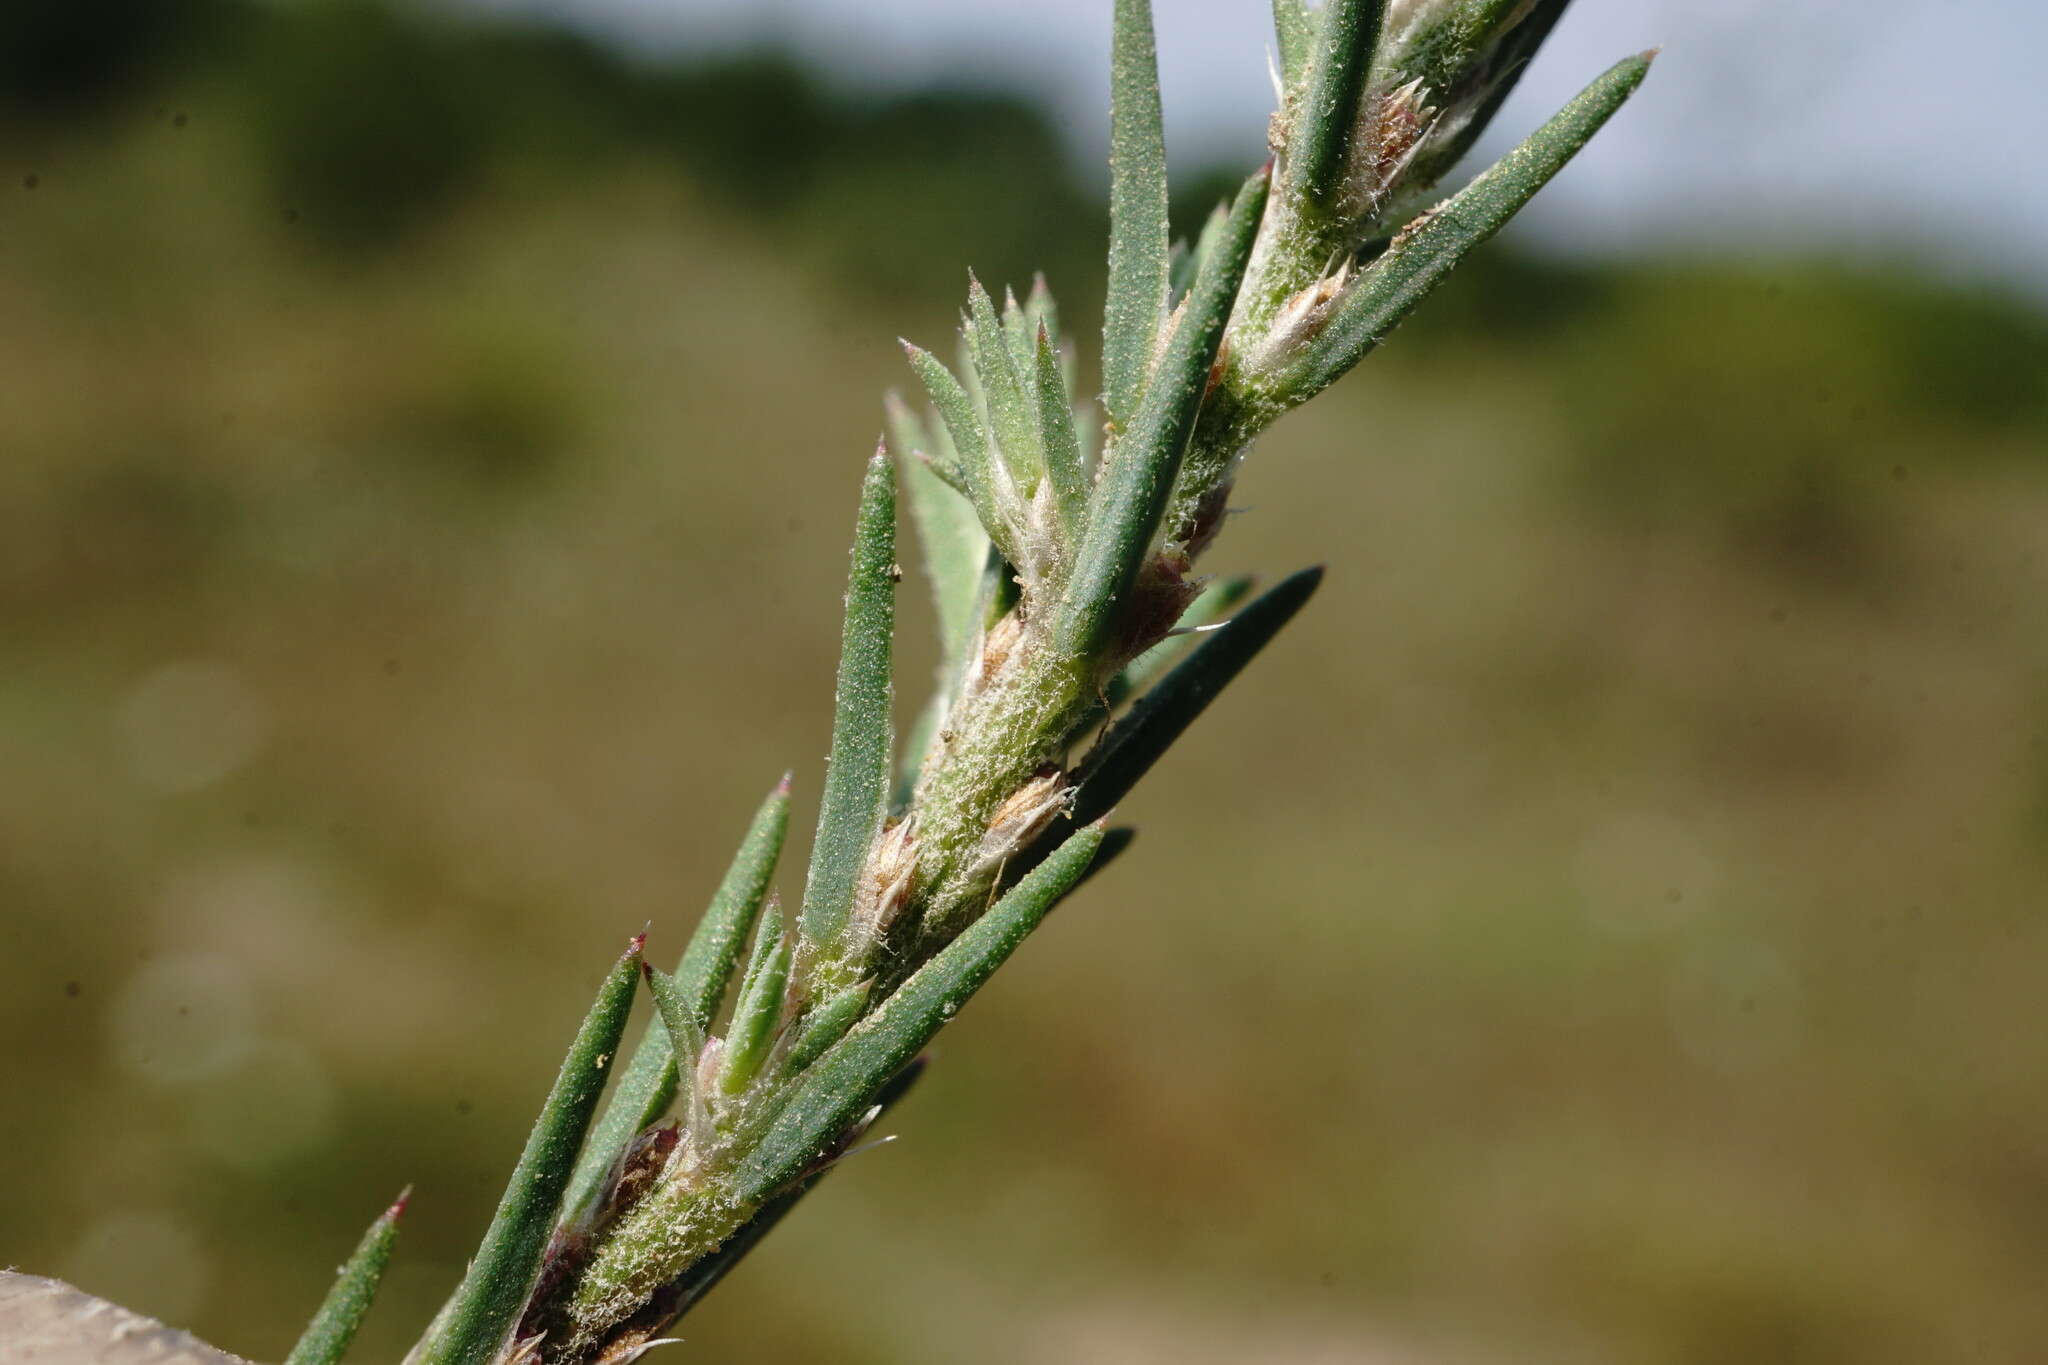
top-left (1104, 0), bottom-right (1172, 428)
top-left (1108, 573), bottom-right (1256, 707)
top-left (778, 978), bottom-right (872, 1078)
top-left (672, 783), bottom-right (792, 1028)
top-left (282, 1192), bottom-right (405, 1365)
top-left (797, 450), bottom-right (898, 953)
top-left (736, 824), bottom-right (1106, 1204)
top-left (1184, 198), bottom-right (1230, 297)
top-left (412, 939), bottom-right (643, 1365)
top-left (894, 691), bottom-right (942, 814)
top-left (1291, 52), bottom-right (1651, 401)
top-left (1286, 0), bottom-right (1388, 208)
top-left (640, 1062), bottom-right (926, 1331)
top-left (1071, 567), bottom-right (1323, 828)
top-left (566, 779), bottom-right (789, 1220)
top-left (1395, 0), bottom-right (1575, 197)
top-left (1055, 167), bottom-right (1270, 661)
top-left (978, 540), bottom-right (1021, 631)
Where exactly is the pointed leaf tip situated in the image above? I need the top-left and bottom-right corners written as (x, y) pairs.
top-left (1104, 0), bottom-right (1171, 428)
top-left (1058, 166), bottom-right (1270, 661)
top-left (1291, 53), bottom-right (1651, 400)
top-left (1286, 0), bottom-right (1386, 207)
top-left (739, 822), bottom-right (1105, 1204)
top-left (798, 452), bottom-right (898, 956)
top-left (566, 775), bottom-right (793, 1223)
top-left (413, 945), bottom-right (641, 1365)
top-left (283, 1194), bottom-right (405, 1365)
top-left (1070, 566), bottom-right (1324, 829)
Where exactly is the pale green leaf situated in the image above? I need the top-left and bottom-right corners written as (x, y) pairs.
top-left (718, 903), bottom-right (792, 1095)
top-left (1272, 0), bottom-right (1315, 85)
top-left (887, 392), bottom-right (989, 666)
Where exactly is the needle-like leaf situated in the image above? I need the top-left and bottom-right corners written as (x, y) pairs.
top-left (779, 977), bottom-right (873, 1079)
top-left (566, 779), bottom-right (789, 1220)
top-left (1034, 323), bottom-right (1089, 541)
top-left (640, 964), bottom-right (706, 1114)
top-left (1184, 198), bottom-right (1231, 294)
top-left (1286, 0), bottom-right (1388, 208)
top-left (412, 939), bottom-right (643, 1365)
top-left (1071, 567), bottom-right (1323, 828)
top-left (634, 1062), bottom-right (927, 1330)
top-left (419, 13), bottom-right (1655, 1357)
top-left (1271, 0), bottom-right (1315, 86)
top-left (888, 390), bottom-right (986, 810)
top-left (1055, 167), bottom-right (1270, 661)
top-left (966, 278), bottom-right (1046, 494)
top-left (718, 902), bottom-right (792, 1095)
top-left (798, 450), bottom-right (899, 955)
top-left (1103, 0), bottom-right (1171, 428)
top-left (905, 343), bottom-right (1008, 553)
top-left (283, 1192), bottom-right (407, 1365)
top-left (1291, 52), bottom-right (1652, 402)
top-left (887, 393), bottom-right (989, 666)
top-left (672, 783), bottom-right (793, 1026)
top-left (1024, 274), bottom-right (1063, 358)
top-left (1108, 573), bottom-right (1256, 708)
top-left (736, 823), bottom-right (1105, 1204)
top-left (1000, 286), bottom-right (1036, 389)
top-left (1395, 0), bottom-right (1575, 197)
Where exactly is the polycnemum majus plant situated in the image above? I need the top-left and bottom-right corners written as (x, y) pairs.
top-left (0, 4), bottom-right (1654, 1362)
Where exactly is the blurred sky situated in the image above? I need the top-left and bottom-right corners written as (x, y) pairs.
top-left (451, 0), bottom-right (2048, 295)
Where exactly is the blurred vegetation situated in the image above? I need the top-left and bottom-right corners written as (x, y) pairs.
top-left (4, 3), bottom-right (2047, 1364)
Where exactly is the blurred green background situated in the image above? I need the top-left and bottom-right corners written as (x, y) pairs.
top-left (5, 2), bottom-right (2048, 1362)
